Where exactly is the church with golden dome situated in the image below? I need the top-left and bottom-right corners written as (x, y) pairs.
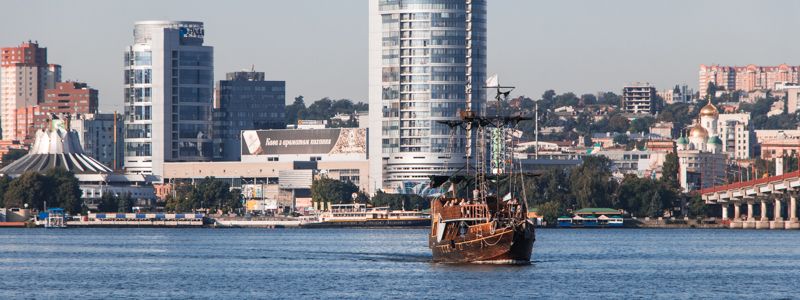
top-left (677, 100), bottom-right (723, 154)
top-left (675, 99), bottom-right (729, 192)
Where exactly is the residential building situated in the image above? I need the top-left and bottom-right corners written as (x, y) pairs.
top-left (622, 82), bottom-right (657, 114)
top-left (649, 121), bottom-right (674, 139)
top-left (213, 70), bottom-right (285, 161)
top-left (590, 147), bottom-right (654, 178)
top-left (368, 0), bottom-right (487, 193)
top-left (658, 84), bottom-right (693, 104)
top-left (32, 81), bottom-right (99, 132)
top-left (783, 85), bottom-right (800, 113)
top-left (123, 21), bottom-right (214, 177)
top-left (760, 138), bottom-right (800, 160)
top-left (0, 41), bottom-right (61, 141)
top-left (717, 113), bottom-right (752, 160)
top-left (699, 64), bottom-right (800, 98)
top-left (14, 106), bottom-right (38, 144)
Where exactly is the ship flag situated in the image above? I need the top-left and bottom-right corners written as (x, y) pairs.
top-left (485, 74), bottom-right (499, 88)
top-left (502, 192), bottom-right (512, 202)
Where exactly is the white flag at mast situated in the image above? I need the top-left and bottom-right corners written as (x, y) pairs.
top-left (485, 74), bottom-right (499, 88)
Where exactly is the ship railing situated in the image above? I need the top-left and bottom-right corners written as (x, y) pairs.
top-left (439, 204), bottom-right (490, 221)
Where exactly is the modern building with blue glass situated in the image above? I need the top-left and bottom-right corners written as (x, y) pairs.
top-left (123, 21), bottom-right (214, 177)
top-left (368, 0), bottom-right (487, 193)
top-left (213, 70), bottom-right (286, 161)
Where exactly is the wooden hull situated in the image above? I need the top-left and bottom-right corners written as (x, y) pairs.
top-left (430, 221), bottom-right (535, 264)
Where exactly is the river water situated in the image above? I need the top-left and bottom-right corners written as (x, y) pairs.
top-left (1, 228), bottom-right (799, 299)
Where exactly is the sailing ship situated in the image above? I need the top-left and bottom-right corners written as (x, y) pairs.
top-left (427, 81), bottom-right (535, 264)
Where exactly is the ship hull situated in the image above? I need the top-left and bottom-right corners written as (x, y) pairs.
top-left (430, 221), bottom-right (535, 264)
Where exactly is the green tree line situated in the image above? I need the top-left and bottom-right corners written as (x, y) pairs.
top-left (285, 96), bottom-right (368, 126)
top-left (310, 177), bottom-right (429, 211)
top-left (164, 177), bottom-right (242, 213)
top-left (0, 168), bottom-right (83, 214)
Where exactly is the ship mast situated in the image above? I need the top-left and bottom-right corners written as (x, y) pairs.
top-left (465, 0), bottom-right (474, 179)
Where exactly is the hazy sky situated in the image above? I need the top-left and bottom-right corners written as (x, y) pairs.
top-left (2, 0), bottom-right (800, 112)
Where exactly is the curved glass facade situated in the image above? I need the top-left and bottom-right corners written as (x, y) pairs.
top-left (370, 0), bottom-right (487, 191)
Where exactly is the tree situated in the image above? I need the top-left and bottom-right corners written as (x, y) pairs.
top-left (569, 156), bottom-right (616, 208)
top-left (0, 175), bottom-right (10, 208)
top-left (629, 117), bottom-right (654, 133)
top-left (44, 168), bottom-right (83, 214)
top-left (311, 177), bottom-right (360, 205)
top-left (370, 190), bottom-right (429, 211)
top-left (613, 134), bottom-right (630, 146)
top-left (687, 194), bottom-right (710, 218)
top-left (163, 179), bottom-right (240, 213)
top-left (615, 175), bottom-right (675, 217)
top-left (285, 96), bottom-right (307, 124)
top-left (542, 90), bottom-right (556, 102)
top-left (164, 183), bottom-right (195, 212)
top-left (3, 171), bottom-right (49, 210)
top-left (536, 201), bottom-right (566, 225)
top-left (598, 92), bottom-right (621, 106)
top-left (1, 149), bottom-right (27, 167)
top-left (580, 94), bottom-right (597, 106)
top-left (661, 152), bottom-right (680, 190)
top-left (706, 82), bottom-right (718, 100)
top-left (608, 114), bottom-right (630, 133)
top-left (97, 192), bottom-right (118, 212)
top-left (117, 192), bottom-right (133, 213)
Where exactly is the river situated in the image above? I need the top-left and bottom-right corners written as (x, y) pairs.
top-left (1, 228), bottom-right (798, 299)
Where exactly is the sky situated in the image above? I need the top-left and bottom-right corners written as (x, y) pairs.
top-left (2, 0), bottom-right (800, 112)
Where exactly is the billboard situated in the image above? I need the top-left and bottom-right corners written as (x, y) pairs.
top-left (242, 128), bottom-right (366, 156)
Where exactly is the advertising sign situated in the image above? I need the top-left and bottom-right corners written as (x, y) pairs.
top-left (242, 128), bottom-right (366, 156)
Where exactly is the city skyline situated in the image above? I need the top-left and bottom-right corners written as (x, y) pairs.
top-left (2, 0), bottom-right (800, 113)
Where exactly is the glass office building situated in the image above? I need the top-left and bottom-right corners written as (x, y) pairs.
top-left (368, 0), bottom-right (487, 192)
top-left (124, 21), bottom-right (214, 177)
top-left (213, 70), bottom-right (286, 161)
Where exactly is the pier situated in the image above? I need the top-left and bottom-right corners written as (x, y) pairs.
top-left (700, 170), bottom-right (800, 229)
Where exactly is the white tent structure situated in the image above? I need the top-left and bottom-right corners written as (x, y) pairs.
top-left (1, 119), bottom-right (156, 204)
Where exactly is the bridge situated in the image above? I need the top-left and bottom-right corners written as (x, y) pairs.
top-left (700, 170), bottom-right (800, 229)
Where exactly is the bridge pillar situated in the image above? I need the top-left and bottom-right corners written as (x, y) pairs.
top-left (756, 200), bottom-right (770, 229)
top-left (771, 198), bottom-right (785, 229)
top-left (721, 204), bottom-right (729, 220)
top-left (743, 201), bottom-right (756, 229)
top-left (787, 194), bottom-right (800, 230)
top-left (730, 202), bottom-right (743, 229)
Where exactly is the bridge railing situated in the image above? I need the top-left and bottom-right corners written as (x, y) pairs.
top-left (699, 170), bottom-right (800, 195)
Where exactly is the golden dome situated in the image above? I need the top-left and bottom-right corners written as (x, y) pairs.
top-left (699, 100), bottom-right (719, 117)
top-left (688, 123), bottom-right (708, 139)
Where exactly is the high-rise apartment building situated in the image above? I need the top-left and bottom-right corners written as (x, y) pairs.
top-left (717, 113), bottom-right (752, 161)
top-left (368, 0), bottom-right (487, 193)
top-left (32, 81), bottom-right (99, 132)
top-left (14, 106), bottom-right (38, 145)
top-left (622, 83), bottom-right (657, 114)
top-left (699, 64), bottom-right (800, 98)
top-left (123, 21), bottom-right (214, 177)
top-left (0, 41), bottom-right (61, 141)
top-left (213, 70), bottom-right (286, 161)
